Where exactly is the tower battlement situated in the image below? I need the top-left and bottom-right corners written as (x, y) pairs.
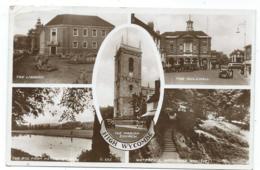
top-left (114, 42), bottom-right (142, 118)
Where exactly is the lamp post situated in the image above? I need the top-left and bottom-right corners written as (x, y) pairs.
top-left (236, 21), bottom-right (247, 77)
top-left (236, 21), bottom-right (247, 47)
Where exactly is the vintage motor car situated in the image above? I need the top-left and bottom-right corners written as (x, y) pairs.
top-left (219, 65), bottom-right (233, 78)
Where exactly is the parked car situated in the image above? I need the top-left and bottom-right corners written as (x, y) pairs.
top-left (228, 63), bottom-right (243, 69)
top-left (219, 65), bottom-right (233, 78)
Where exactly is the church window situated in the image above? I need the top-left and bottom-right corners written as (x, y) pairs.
top-left (129, 58), bottom-right (134, 73)
top-left (129, 85), bottom-right (133, 92)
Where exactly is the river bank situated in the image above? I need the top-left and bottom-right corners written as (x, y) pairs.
top-left (12, 129), bottom-right (93, 139)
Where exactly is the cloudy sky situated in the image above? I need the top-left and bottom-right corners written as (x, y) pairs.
top-left (23, 88), bottom-right (95, 125)
top-left (135, 12), bottom-right (254, 55)
top-left (12, 6), bottom-right (128, 35)
top-left (95, 26), bottom-right (161, 107)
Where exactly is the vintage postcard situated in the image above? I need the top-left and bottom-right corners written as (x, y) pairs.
top-left (7, 6), bottom-right (255, 169)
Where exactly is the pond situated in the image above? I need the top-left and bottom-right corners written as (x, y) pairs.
top-left (12, 134), bottom-right (124, 162)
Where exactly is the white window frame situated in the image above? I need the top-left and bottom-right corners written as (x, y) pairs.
top-left (92, 41), bottom-right (97, 49)
top-left (92, 29), bottom-right (97, 37)
top-left (73, 28), bottom-right (78, 36)
top-left (184, 42), bottom-right (192, 53)
top-left (72, 41), bottom-right (78, 48)
top-left (83, 41), bottom-right (88, 48)
top-left (83, 28), bottom-right (88, 37)
top-left (179, 44), bottom-right (183, 51)
top-left (101, 30), bottom-right (106, 37)
top-left (50, 28), bottom-right (57, 42)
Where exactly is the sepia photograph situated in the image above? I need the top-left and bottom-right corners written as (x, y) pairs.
top-left (11, 6), bottom-right (128, 84)
top-left (6, 7), bottom-right (255, 169)
top-left (130, 89), bottom-right (251, 164)
top-left (11, 87), bottom-right (124, 162)
top-left (131, 12), bottom-right (254, 85)
top-left (93, 25), bottom-right (163, 149)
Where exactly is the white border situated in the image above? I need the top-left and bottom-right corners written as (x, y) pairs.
top-left (5, 6), bottom-right (256, 170)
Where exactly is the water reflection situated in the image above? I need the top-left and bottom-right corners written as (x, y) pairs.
top-left (12, 134), bottom-right (92, 161)
top-left (12, 134), bottom-right (124, 162)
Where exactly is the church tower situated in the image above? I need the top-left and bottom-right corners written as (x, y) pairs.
top-left (114, 42), bottom-right (142, 118)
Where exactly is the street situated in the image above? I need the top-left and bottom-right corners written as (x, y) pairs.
top-left (165, 69), bottom-right (250, 85)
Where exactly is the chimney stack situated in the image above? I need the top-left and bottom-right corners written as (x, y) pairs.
top-left (148, 22), bottom-right (154, 31)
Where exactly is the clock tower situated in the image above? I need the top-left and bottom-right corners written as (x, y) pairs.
top-left (114, 43), bottom-right (142, 118)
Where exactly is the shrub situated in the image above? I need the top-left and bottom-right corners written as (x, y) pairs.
top-left (78, 149), bottom-right (120, 162)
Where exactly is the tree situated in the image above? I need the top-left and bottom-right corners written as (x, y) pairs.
top-left (12, 88), bottom-right (93, 125)
top-left (12, 87), bottom-right (112, 161)
top-left (130, 92), bottom-right (147, 118)
top-left (100, 106), bottom-right (114, 119)
top-left (217, 90), bottom-right (250, 122)
top-left (217, 54), bottom-right (229, 65)
top-left (12, 88), bottom-right (57, 128)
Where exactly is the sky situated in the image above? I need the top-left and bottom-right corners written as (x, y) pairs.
top-left (23, 88), bottom-right (95, 125)
top-left (134, 13), bottom-right (254, 55)
top-left (12, 6), bottom-right (129, 35)
top-left (95, 26), bottom-right (161, 107)
top-left (12, 7), bottom-right (254, 56)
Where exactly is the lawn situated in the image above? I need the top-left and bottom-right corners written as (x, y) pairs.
top-left (13, 55), bottom-right (94, 84)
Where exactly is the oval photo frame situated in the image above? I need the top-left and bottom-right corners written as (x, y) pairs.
top-left (92, 24), bottom-right (165, 151)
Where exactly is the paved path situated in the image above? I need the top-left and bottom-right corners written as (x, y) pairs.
top-left (158, 128), bottom-right (183, 163)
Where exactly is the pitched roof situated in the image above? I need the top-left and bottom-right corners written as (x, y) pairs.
top-left (46, 14), bottom-right (114, 27)
top-left (161, 31), bottom-right (209, 38)
top-left (131, 14), bottom-right (160, 39)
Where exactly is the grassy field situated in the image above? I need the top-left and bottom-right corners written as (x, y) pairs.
top-left (12, 129), bottom-right (93, 139)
